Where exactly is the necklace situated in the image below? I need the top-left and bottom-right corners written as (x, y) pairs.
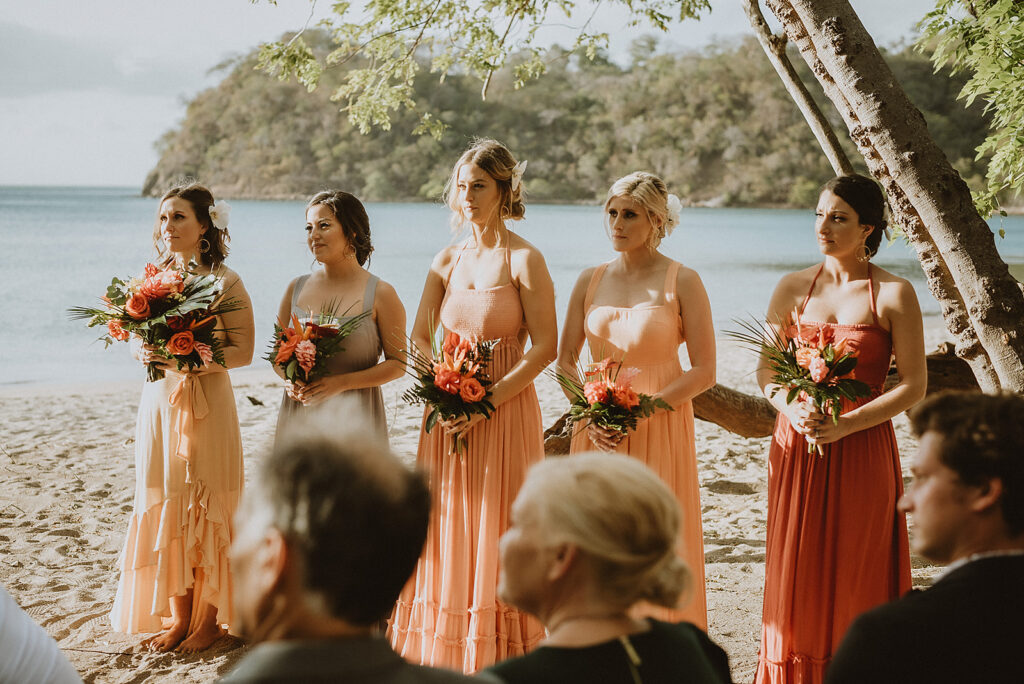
top-left (618, 635), bottom-right (643, 684)
top-left (544, 612), bottom-right (630, 637)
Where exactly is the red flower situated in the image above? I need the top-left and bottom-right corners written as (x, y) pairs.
top-left (124, 293), bottom-right (151, 320)
top-left (167, 331), bottom-right (195, 356)
top-left (107, 319), bottom-right (129, 341)
top-left (612, 385), bottom-right (640, 409)
top-left (459, 377), bottom-right (486, 402)
top-left (167, 316), bottom-right (185, 330)
top-left (584, 380), bottom-right (610, 405)
top-left (442, 331), bottom-right (460, 356)
top-left (434, 367), bottom-right (461, 394)
top-left (144, 263), bottom-right (160, 278)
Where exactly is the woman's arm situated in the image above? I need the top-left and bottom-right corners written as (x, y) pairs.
top-left (555, 268), bottom-right (595, 403)
top-left (298, 280), bottom-right (408, 404)
top-left (813, 278), bottom-right (926, 445)
top-left (212, 270), bottom-right (255, 371)
top-left (655, 267), bottom-right (716, 406)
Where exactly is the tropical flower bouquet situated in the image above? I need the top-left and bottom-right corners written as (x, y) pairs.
top-left (727, 310), bottom-right (872, 454)
top-left (402, 330), bottom-right (496, 455)
top-left (266, 307), bottom-right (371, 384)
top-left (552, 356), bottom-right (672, 437)
top-left (69, 262), bottom-right (243, 381)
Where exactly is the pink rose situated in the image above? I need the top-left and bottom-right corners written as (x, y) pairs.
top-left (107, 319), bottom-right (129, 341)
top-left (459, 377), bottom-right (486, 402)
top-left (434, 367), bottom-right (461, 394)
top-left (193, 341), bottom-right (213, 366)
top-left (125, 292), bottom-right (151, 320)
top-left (809, 356), bottom-right (829, 383)
top-left (795, 346), bottom-right (821, 370)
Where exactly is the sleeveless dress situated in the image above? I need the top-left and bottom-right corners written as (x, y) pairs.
top-left (111, 323), bottom-right (243, 633)
top-left (274, 273), bottom-right (388, 445)
top-left (754, 264), bottom-right (912, 684)
top-left (389, 245), bottom-right (546, 673)
top-left (569, 260), bottom-right (708, 629)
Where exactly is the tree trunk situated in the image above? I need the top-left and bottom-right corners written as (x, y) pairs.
top-left (764, 0), bottom-right (1024, 391)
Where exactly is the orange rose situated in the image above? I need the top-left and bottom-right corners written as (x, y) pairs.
top-left (434, 367), bottom-right (461, 394)
top-left (459, 377), bottom-right (486, 402)
top-left (442, 331), bottom-right (460, 356)
top-left (125, 292), bottom-right (151, 320)
top-left (107, 319), bottom-right (129, 341)
top-left (140, 270), bottom-right (183, 300)
top-left (795, 346), bottom-right (821, 370)
top-left (167, 331), bottom-right (195, 356)
top-left (612, 385), bottom-right (640, 409)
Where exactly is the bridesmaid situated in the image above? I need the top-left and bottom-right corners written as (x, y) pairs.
top-left (753, 174), bottom-right (926, 683)
top-left (557, 171), bottom-right (715, 629)
top-left (388, 139), bottom-right (556, 672)
top-left (112, 181), bottom-right (255, 652)
top-left (273, 190), bottom-right (406, 444)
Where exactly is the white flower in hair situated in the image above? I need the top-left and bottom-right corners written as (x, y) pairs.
top-left (208, 199), bottom-right (231, 230)
top-left (510, 160), bottom-right (527, 193)
top-left (664, 193), bottom-right (682, 237)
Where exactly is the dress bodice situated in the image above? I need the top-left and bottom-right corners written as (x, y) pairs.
top-left (583, 261), bottom-right (684, 367)
top-left (290, 273), bottom-right (382, 375)
top-left (440, 244), bottom-right (524, 344)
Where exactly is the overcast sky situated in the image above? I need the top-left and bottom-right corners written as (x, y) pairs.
top-left (0, 0), bottom-right (936, 187)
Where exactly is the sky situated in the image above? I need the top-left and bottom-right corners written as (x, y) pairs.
top-left (0, 0), bottom-right (937, 187)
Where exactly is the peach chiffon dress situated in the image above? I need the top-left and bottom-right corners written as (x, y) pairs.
top-left (389, 245), bottom-right (545, 673)
top-left (569, 260), bottom-right (707, 629)
top-left (754, 264), bottom-right (912, 683)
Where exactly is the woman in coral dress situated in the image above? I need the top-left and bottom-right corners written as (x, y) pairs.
top-left (754, 175), bottom-right (926, 683)
top-left (389, 139), bottom-right (556, 673)
top-left (111, 182), bottom-right (255, 653)
top-left (273, 191), bottom-right (406, 445)
top-left (558, 171), bottom-right (716, 629)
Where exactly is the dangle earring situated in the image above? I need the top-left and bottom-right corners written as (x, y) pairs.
top-left (199, 237), bottom-right (211, 254)
top-left (856, 241), bottom-right (871, 263)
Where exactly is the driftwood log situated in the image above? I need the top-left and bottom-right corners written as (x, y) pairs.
top-left (543, 344), bottom-right (979, 452)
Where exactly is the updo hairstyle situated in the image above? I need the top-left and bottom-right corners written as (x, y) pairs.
top-left (307, 190), bottom-right (374, 266)
top-left (154, 180), bottom-right (229, 268)
top-left (518, 452), bottom-right (690, 610)
top-left (821, 174), bottom-right (889, 259)
top-left (444, 138), bottom-right (525, 231)
top-left (605, 171), bottom-right (675, 250)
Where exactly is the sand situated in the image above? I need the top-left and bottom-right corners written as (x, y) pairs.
top-left (0, 331), bottom-right (949, 683)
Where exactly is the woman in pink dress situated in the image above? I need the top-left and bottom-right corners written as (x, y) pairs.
top-left (388, 139), bottom-right (556, 673)
top-left (557, 171), bottom-right (716, 629)
top-left (754, 174), bottom-right (927, 683)
top-left (112, 181), bottom-right (254, 653)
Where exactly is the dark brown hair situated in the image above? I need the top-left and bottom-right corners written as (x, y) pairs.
top-left (153, 180), bottom-right (229, 268)
top-left (909, 391), bottom-right (1024, 535)
top-left (307, 190), bottom-right (373, 266)
top-left (821, 174), bottom-right (888, 258)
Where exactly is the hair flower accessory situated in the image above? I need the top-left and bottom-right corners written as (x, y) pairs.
top-left (208, 199), bottom-right (231, 230)
top-left (664, 193), bottom-right (682, 237)
top-left (510, 160), bottom-right (527, 193)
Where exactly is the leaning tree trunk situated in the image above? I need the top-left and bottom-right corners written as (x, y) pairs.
top-left (763, 0), bottom-right (1024, 392)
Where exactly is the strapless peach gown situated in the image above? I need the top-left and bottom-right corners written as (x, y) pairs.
top-left (389, 247), bottom-right (545, 673)
top-left (569, 260), bottom-right (707, 629)
top-left (754, 264), bottom-right (912, 683)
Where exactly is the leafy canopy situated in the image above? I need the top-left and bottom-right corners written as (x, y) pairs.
top-left (253, 0), bottom-right (708, 137)
top-left (919, 0), bottom-right (1024, 217)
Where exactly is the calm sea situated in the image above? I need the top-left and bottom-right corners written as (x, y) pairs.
top-left (3, 185), bottom-right (1022, 386)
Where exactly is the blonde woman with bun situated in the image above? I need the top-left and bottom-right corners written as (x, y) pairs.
top-left (557, 171), bottom-right (715, 629)
top-left (388, 139), bottom-right (555, 673)
top-left (484, 453), bottom-right (732, 684)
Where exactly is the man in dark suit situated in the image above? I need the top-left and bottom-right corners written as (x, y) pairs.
top-left (221, 419), bottom-right (496, 683)
top-left (827, 390), bottom-right (1024, 684)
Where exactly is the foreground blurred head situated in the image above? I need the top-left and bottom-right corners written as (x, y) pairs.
top-left (498, 452), bottom-right (689, 621)
top-left (230, 420), bottom-right (429, 641)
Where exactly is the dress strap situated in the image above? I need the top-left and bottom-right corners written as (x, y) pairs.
top-left (799, 264), bottom-right (825, 316)
top-left (867, 263), bottom-right (880, 326)
top-left (445, 242), bottom-right (470, 287)
top-left (290, 274), bottom-right (311, 312)
top-left (664, 261), bottom-right (681, 303)
top-left (583, 263), bottom-right (610, 311)
top-left (362, 275), bottom-right (379, 314)
top-left (504, 244), bottom-right (517, 290)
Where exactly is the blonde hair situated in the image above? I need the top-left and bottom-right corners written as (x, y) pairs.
top-left (518, 452), bottom-right (690, 609)
top-left (443, 138), bottom-right (525, 232)
top-left (605, 171), bottom-right (672, 250)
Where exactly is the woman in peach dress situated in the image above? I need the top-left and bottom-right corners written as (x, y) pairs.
top-left (557, 171), bottom-right (716, 629)
top-left (389, 140), bottom-right (556, 673)
top-left (111, 182), bottom-right (254, 653)
top-left (753, 175), bottom-right (926, 683)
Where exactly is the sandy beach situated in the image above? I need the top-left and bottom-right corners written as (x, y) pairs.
top-left (0, 331), bottom-right (950, 683)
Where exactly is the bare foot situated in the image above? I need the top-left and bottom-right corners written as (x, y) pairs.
top-left (141, 622), bottom-right (188, 652)
top-left (175, 622), bottom-right (226, 654)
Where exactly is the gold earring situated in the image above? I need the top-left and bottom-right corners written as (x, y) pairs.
top-left (857, 242), bottom-right (871, 263)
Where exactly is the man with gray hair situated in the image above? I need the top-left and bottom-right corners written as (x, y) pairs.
top-left (221, 427), bottom-right (492, 682)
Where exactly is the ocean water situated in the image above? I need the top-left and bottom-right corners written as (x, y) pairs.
top-left (3, 185), bottom-right (1022, 386)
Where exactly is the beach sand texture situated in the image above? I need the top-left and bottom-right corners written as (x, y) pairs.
top-left (0, 337), bottom-right (946, 683)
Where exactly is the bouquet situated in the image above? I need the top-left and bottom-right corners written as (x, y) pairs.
top-left (69, 262), bottom-right (243, 381)
top-left (402, 330), bottom-right (496, 455)
top-left (266, 306), bottom-right (371, 384)
top-left (552, 356), bottom-right (672, 437)
top-left (727, 310), bottom-right (872, 454)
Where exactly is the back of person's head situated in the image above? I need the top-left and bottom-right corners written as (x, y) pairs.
top-left (252, 424), bottom-right (430, 625)
top-left (909, 390), bottom-right (1024, 535)
top-left (518, 452), bottom-right (689, 609)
